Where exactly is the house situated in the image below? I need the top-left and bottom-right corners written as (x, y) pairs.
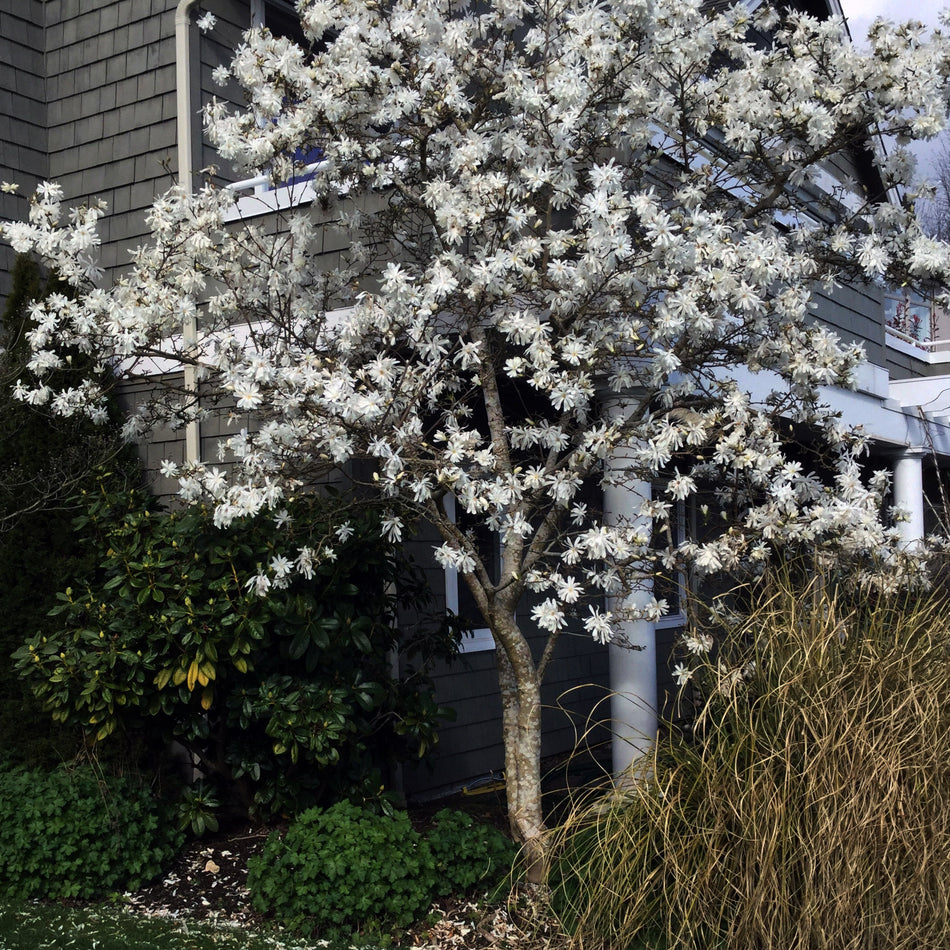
top-left (2, 0), bottom-right (950, 799)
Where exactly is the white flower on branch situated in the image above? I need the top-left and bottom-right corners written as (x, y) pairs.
top-left (531, 598), bottom-right (566, 633)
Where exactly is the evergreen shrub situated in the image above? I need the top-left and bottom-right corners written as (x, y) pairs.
top-left (15, 484), bottom-right (457, 819)
top-left (0, 765), bottom-right (182, 899)
top-left (248, 803), bottom-right (516, 936)
top-left (0, 255), bottom-right (134, 768)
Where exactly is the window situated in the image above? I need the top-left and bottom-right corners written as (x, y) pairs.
top-left (885, 289), bottom-right (933, 345)
top-left (250, 0), bottom-right (306, 42)
top-left (224, 1), bottom-right (326, 222)
top-left (442, 495), bottom-right (498, 654)
top-left (654, 496), bottom-right (688, 630)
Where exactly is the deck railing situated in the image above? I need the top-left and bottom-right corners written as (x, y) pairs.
top-left (223, 160), bottom-right (326, 221)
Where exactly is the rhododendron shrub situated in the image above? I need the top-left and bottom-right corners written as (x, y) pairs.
top-left (14, 484), bottom-right (454, 819)
top-left (4, 0), bottom-right (950, 874)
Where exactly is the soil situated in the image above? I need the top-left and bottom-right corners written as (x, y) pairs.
top-left (121, 823), bottom-right (270, 926)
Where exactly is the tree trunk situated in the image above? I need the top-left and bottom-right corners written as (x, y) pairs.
top-left (495, 623), bottom-right (546, 884)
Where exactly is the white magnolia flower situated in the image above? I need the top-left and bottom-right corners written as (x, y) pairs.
top-left (335, 521), bottom-right (355, 543)
top-left (556, 576), bottom-right (584, 604)
top-left (380, 515), bottom-right (403, 543)
top-left (203, 468), bottom-right (227, 497)
top-left (683, 632), bottom-right (714, 655)
top-left (584, 608), bottom-right (614, 646)
top-left (672, 663), bottom-right (692, 687)
top-left (531, 598), bottom-right (566, 632)
top-left (245, 573), bottom-right (271, 597)
top-left (296, 546), bottom-right (316, 580)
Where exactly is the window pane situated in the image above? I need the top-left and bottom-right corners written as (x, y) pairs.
top-left (885, 291), bottom-right (932, 342)
top-left (455, 518), bottom-right (497, 630)
top-left (265, 1), bottom-right (308, 47)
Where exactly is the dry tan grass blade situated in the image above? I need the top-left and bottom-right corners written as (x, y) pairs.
top-left (546, 566), bottom-right (950, 949)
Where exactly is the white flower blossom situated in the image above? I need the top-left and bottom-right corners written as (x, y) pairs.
top-left (531, 598), bottom-right (566, 632)
top-left (380, 515), bottom-right (403, 543)
top-left (296, 546), bottom-right (316, 580)
top-left (245, 573), bottom-right (271, 597)
top-left (556, 576), bottom-right (583, 604)
top-left (584, 608), bottom-right (614, 645)
top-left (672, 663), bottom-right (692, 687)
top-left (684, 632), bottom-right (715, 656)
top-left (195, 11), bottom-right (216, 33)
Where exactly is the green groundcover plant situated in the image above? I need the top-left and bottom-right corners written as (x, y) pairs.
top-left (548, 569), bottom-right (950, 950)
top-left (0, 764), bottom-right (181, 900)
top-left (248, 802), bottom-right (516, 938)
top-left (15, 483), bottom-right (457, 820)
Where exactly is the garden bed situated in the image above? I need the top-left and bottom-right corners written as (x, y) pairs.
top-left (23, 791), bottom-right (552, 950)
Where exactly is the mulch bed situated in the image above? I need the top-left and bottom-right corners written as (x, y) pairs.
top-left (115, 788), bottom-right (573, 949)
top-left (122, 824), bottom-right (270, 925)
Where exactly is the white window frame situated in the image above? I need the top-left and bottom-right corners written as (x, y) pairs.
top-left (442, 495), bottom-right (496, 654)
top-left (654, 495), bottom-right (688, 631)
top-left (223, 0), bottom-right (324, 222)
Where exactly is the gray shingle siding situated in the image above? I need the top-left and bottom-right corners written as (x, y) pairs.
top-left (814, 282), bottom-right (886, 366)
top-left (37, 0), bottom-right (178, 281)
top-left (0, 0), bottom-right (48, 299)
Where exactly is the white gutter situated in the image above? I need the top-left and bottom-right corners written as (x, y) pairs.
top-left (175, 0), bottom-right (201, 465)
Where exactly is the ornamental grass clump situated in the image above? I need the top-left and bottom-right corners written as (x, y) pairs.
top-left (549, 571), bottom-right (950, 950)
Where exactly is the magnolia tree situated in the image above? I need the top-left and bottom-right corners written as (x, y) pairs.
top-left (4, 0), bottom-right (950, 875)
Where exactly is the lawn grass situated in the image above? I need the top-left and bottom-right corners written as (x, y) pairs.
top-left (0, 900), bottom-right (385, 950)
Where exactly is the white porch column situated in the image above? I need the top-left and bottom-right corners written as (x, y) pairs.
top-left (893, 447), bottom-right (926, 548)
top-left (604, 422), bottom-right (657, 776)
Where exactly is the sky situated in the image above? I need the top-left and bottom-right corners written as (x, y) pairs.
top-left (840, 0), bottom-right (946, 42)
top-left (839, 0), bottom-right (949, 175)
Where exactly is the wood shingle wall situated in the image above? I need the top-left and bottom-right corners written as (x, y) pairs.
top-left (0, 1), bottom-right (48, 300)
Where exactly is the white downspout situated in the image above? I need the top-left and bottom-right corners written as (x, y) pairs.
top-left (176, 0), bottom-right (201, 466)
